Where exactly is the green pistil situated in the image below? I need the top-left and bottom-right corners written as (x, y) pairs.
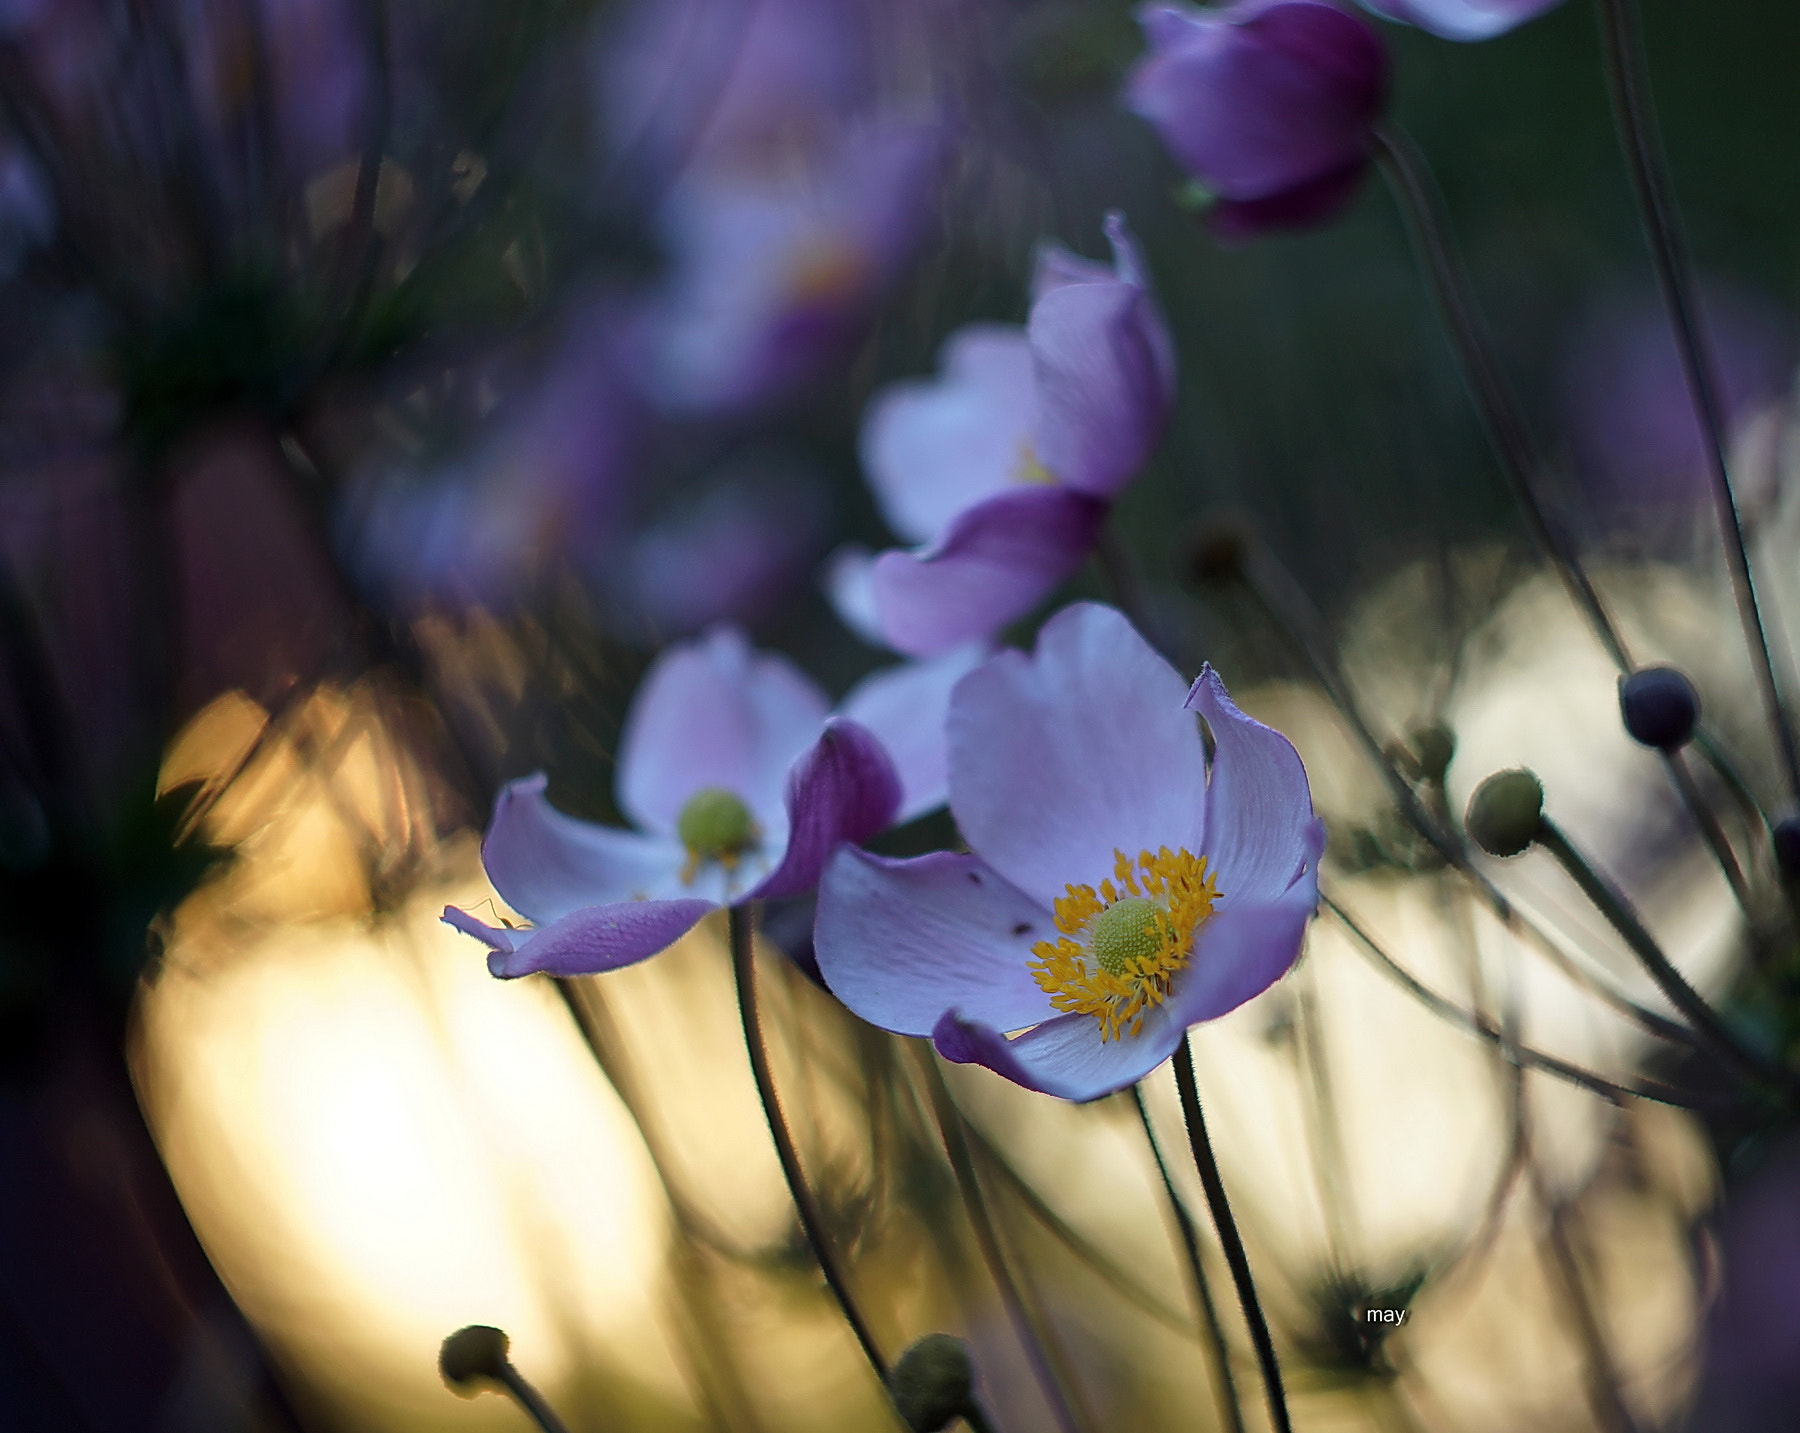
top-left (676, 787), bottom-right (758, 865)
top-left (1090, 897), bottom-right (1165, 976)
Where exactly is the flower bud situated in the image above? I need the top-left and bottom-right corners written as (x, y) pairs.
top-left (889, 1333), bottom-right (975, 1433)
top-left (1126, 1), bottom-right (1390, 240)
top-left (1406, 723), bottom-right (1455, 784)
top-left (1466, 769), bottom-right (1543, 857)
top-left (439, 1325), bottom-right (511, 1394)
top-left (1618, 666), bottom-right (1700, 750)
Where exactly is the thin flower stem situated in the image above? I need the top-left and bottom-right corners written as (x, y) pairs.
top-left (1171, 1036), bottom-right (1292, 1433)
top-left (726, 904), bottom-right (893, 1389)
top-left (1129, 1085), bottom-right (1247, 1433)
top-left (494, 1364), bottom-right (576, 1433)
top-left (1371, 121), bottom-right (1630, 674)
top-left (1371, 121), bottom-right (1761, 916)
top-left (1535, 819), bottom-right (1793, 1101)
top-left (1321, 893), bottom-right (1721, 1110)
top-left (1591, 0), bottom-right (1800, 807)
top-left (914, 1051), bottom-right (1092, 1433)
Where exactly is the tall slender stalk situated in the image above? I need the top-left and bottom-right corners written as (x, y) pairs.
top-left (1171, 1037), bottom-right (1292, 1433)
top-left (1130, 1085), bottom-right (1246, 1433)
top-left (1590, 0), bottom-right (1800, 806)
top-left (727, 905), bottom-right (893, 1388)
top-left (494, 1363), bottom-right (577, 1433)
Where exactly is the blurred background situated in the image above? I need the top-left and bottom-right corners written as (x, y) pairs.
top-left (4, 0), bottom-right (1800, 1428)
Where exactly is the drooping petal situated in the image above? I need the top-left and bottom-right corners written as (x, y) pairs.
top-left (859, 323), bottom-right (1037, 545)
top-left (868, 486), bottom-right (1107, 658)
top-left (751, 717), bottom-right (903, 900)
top-left (482, 773), bottom-right (689, 921)
top-left (1167, 827), bottom-right (1322, 1024)
top-left (950, 602), bottom-right (1207, 908)
top-left (1185, 665), bottom-right (1319, 904)
top-left (442, 899), bottom-right (716, 978)
top-left (1354, 0), bottom-right (1564, 43)
top-left (617, 626), bottom-right (830, 839)
top-left (932, 1003), bottom-right (1187, 1103)
top-left (1029, 277), bottom-right (1174, 498)
top-left (815, 848), bottom-right (1058, 1036)
top-left (1126, 1), bottom-right (1388, 204)
top-left (838, 644), bottom-right (985, 821)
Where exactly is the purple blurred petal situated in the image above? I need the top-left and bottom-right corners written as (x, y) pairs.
top-left (859, 323), bottom-right (1037, 545)
top-left (617, 626), bottom-right (830, 839)
top-left (839, 644), bottom-right (985, 820)
top-left (444, 900), bottom-right (716, 978)
top-left (868, 487), bottom-right (1107, 657)
top-left (480, 773), bottom-right (690, 922)
top-left (816, 848), bottom-right (1057, 1036)
top-left (950, 602), bottom-right (1206, 908)
top-left (1029, 259), bottom-right (1175, 498)
top-left (1208, 159), bottom-right (1369, 241)
top-left (751, 717), bottom-right (902, 900)
top-left (1127, 1), bottom-right (1387, 205)
top-left (1355, 0), bottom-right (1565, 42)
top-left (823, 543), bottom-right (888, 646)
top-left (933, 1005), bottom-right (1187, 1103)
top-left (1185, 665), bottom-right (1320, 904)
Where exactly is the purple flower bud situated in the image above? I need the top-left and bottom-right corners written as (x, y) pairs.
top-left (1354, 0), bottom-right (1565, 43)
top-left (1125, 0), bottom-right (1389, 239)
top-left (1617, 666), bottom-right (1700, 751)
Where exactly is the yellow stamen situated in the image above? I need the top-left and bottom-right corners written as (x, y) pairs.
top-left (1028, 847), bottom-right (1220, 1042)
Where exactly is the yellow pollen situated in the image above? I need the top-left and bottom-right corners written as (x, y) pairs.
top-left (1028, 847), bottom-right (1220, 1042)
top-left (1013, 441), bottom-right (1056, 485)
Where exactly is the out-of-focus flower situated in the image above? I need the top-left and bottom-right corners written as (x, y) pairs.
top-left (1558, 282), bottom-right (1794, 512)
top-left (1354, 0), bottom-right (1565, 43)
top-left (445, 626), bottom-right (983, 977)
top-left (829, 214), bottom-right (1174, 657)
top-left (0, 141), bottom-right (55, 278)
top-left (636, 115), bottom-right (943, 415)
top-left (605, 462), bottom-right (832, 639)
top-left (815, 602), bottom-right (1323, 1102)
top-left (343, 301), bottom-right (643, 613)
top-left (1125, 0), bottom-right (1389, 240)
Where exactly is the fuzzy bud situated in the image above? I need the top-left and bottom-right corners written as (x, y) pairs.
top-left (1618, 666), bottom-right (1700, 750)
top-left (1466, 769), bottom-right (1544, 857)
top-left (439, 1326), bottom-right (511, 1394)
top-left (1406, 723), bottom-right (1455, 784)
top-left (889, 1334), bottom-right (975, 1433)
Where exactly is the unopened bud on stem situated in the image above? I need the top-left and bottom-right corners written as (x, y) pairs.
top-left (439, 1325), bottom-right (510, 1393)
top-left (890, 1333), bottom-right (976, 1433)
top-left (1619, 667), bottom-right (1700, 750)
top-left (1466, 769), bottom-right (1544, 857)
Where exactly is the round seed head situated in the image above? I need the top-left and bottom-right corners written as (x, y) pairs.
top-left (1466, 769), bottom-right (1544, 857)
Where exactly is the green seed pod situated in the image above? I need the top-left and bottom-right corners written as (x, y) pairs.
top-left (889, 1333), bottom-right (975, 1433)
top-left (439, 1325), bottom-right (511, 1394)
top-left (1465, 769), bottom-right (1544, 858)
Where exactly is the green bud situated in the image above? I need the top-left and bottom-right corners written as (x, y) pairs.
top-left (889, 1333), bottom-right (975, 1433)
top-left (1465, 769), bottom-right (1544, 857)
top-left (1407, 724), bottom-right (1455, 784)
top-left (439, 1325), bottom-right (510, 1394)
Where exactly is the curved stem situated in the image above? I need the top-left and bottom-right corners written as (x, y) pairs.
top-left (914, 1053), bottom-right (1091, 1433)
top-left (1130, 1085), bottom-right (1246, 1433)
top-left (1171, 1037), bottom-right (1292, 1433)
top-left (727, 904), bottom-right (893, 1387)
top-left (1535, 819), bottom-right (1792, 1100)
top-left (495, 1364), bottom-right (575, 1433)
top-left (1591, 0), bottom-right (1800, 806)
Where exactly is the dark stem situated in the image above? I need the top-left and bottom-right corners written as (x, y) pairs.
top-left (727, 905), bottom-right (893, 1386)
top-left (495, 1363), bottom-right (576, 1433)
top-left (915, 1050), bottom-right (1091, 1433)
top-left (1129, 1085), bottom-right (1246, 1433)
top-left (1371, 122), bottom-right (1629, 674)
top-left (1535, 819), bottom-right (1792, 1100)
top-left (1591, 0), bottom-right (1800, 805)
top-left (1171, 1037), bottom-right (1292, 1433)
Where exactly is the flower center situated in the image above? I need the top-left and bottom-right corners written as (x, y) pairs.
top-left (676, 787), bottom-right (759, 883)
top-left (1029, 848), bottom-right (1220, 1042)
